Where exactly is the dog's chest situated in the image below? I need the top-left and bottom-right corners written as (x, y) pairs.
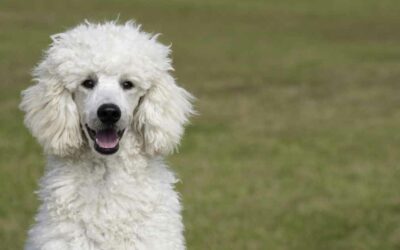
top-left (42, 160), bottom-right (178, 248)
top-left (77, 167), bottom-right (157, 237)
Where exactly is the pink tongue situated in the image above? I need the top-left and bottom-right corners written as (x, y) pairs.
top-left (95, 129), bottom-right (119, 149)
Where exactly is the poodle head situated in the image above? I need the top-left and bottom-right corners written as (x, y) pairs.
top-left (20, 21), bottom-right (194, 157)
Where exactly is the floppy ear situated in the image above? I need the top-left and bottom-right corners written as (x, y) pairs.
top-left (134, 73), bottom-right (194, 156)
top-left (20, 77), bottom-right (83, 156)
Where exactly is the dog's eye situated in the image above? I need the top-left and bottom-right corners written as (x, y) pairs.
top-left (121, 81), bottom-right (135, 90)
top-left (81, 79), bottom-right (96, 89)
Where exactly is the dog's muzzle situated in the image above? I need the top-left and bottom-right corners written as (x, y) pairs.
top-left (84, 103), bottom-right (125, 155)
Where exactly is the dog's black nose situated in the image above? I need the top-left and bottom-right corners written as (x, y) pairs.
top-left (97, 103), bottom-right (121, 124)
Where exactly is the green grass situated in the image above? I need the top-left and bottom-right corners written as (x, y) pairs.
top-left (1, 0), bottom-right (400, 249)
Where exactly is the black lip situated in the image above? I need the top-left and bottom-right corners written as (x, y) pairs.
top-left (85, 124), bottom-right (125, 155)
top-left (85, 124), bottom-right (96, 141)
top-left (94, 143), bottom-right (119, 155)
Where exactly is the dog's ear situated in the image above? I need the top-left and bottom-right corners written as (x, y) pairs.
top-left (20, 76), bottom-right (83, 156)
top-left (134, 73), bottom-right (194, 156)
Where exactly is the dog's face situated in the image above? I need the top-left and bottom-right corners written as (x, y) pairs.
top-left (74, 73), bottom-right (145, 155)
top-left (20, 22), bottom-right (193, 157)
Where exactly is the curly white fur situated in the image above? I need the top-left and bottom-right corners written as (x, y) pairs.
top-left (20, 21), bottom-right (194, 250)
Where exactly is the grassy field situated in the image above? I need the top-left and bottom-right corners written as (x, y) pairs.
top-left (1, 0), bottom-right (400, 249)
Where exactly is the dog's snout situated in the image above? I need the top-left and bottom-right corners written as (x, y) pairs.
top-left (97, 103), bottom-right (121, 124)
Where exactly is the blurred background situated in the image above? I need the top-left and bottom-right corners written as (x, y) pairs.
top-left (1, 0), bottom-right (400, 249)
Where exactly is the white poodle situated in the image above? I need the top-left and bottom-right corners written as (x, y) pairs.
top-left (20, 21), bottom-right (194, 250)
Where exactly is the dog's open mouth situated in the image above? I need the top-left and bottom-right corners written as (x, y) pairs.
top-left (85, 124), bottom-right (125, 155)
